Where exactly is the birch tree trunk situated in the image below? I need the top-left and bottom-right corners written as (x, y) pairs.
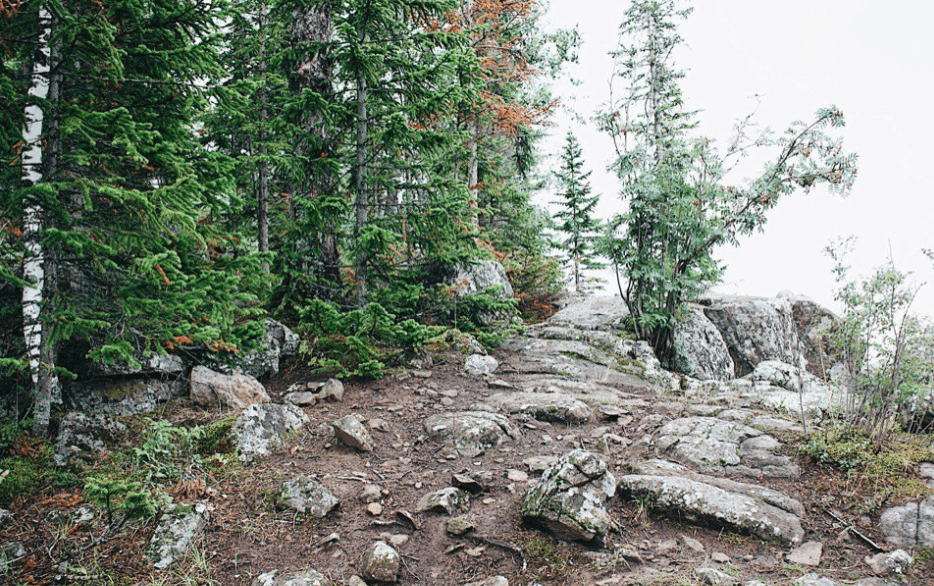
top-left (22, 4), bottom-right (60, 437)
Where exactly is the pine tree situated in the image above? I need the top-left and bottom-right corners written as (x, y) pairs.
top-left (600, 0), bottom-right (858, 364)
top-left (553, 131), bottom-right (601, 292)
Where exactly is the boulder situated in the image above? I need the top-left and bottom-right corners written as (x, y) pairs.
top-left (190, 365), bottom-right (270, 410)
top-left (879, 496), bottom-right (934, 548)
top-left (53, 412), bottom-right (127, 468)
top-left (147, 503), bottom-right (209, 570)
top-left (672, 305), bottom-right (735, 381)
top-left (451, 260), bottom-right (514, 300)
top-left (252, 570), bottom-right (332, 586)
top-left (703, 295), bottom-right (803, 376)
top-left (424, 411), bottom-right (519, 457)
top-left (319, 378), bottom-right (344, 401)
top-left (543, 295), bottom-right (629, 332)
top-left (654, 417), bottom-right (800, 478)
top-left (520, 450), bottom-right (616, 545)
top-left (232, 403), bottom-right (309, 463)
top-left (279, 476), bottom-right (339, 517)
top-left (479, 392), bottom-right (593, 424)
top-left (465, 354), bottom-right (499, 375)
top-left (618, 475), bottom-right (804, 544)
top-left (360, 541), bottom-right (401, 583)
top-left (744, 361), bottom-right (838, 412)
top-left (332, 415), bottom-right (374, 453)
top-left (207, 318), bottom-right (299, 379)
top-left (783, 294), bottom-right (842, 378)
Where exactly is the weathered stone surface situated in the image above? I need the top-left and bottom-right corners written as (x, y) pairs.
top-left (332, 415), bottom-right (374, 452)
top-left (190, 365), bottom-right (270, 410)
top-left (87, 352), bottom-right (186, 378)
top-left (147, 503), bottom-right (209, 570)
top-left (252, 569), bottom-right (332, 586)
top-left (361, 541), bottom-right (401, 583)
top-left (704, 295), bottom-right (803, 376)
top-left (53, 412), bottom-right (127, 468)
top-left (284, 391), bottom-right (318, 406)
top-left (618, 475), bottom-right (805, 544)
top-left (879, 496), bottom-right (934, 548)
top-left (218, 318), bottom-right (300, 379)
top-left (672, 305), bottom-right (735, 381)
top-left (465, 354), bottom-right (499, 375)
top-left (787, 541), bottom-right (823, 566)
top-left (63, 378), bottom-right (185, 416)
top-left (451, 260), bottom-right (514, 300)
top-left (416, 487), bottom-right (470, 515)
top-left (424, 411), bottom-right (519, 457)
top-left (744, 361), bottom-right (838, 412)
top-left (480, 392), bottom-right (592, 423)
top-left (521, 450), bottom-right (616, 545)
top-left (279, 476), bottom-right (339, 517)
top-left (785, 294), bottom-right (841, 378)
top-left (463, 577), bottom-right (509, 586)
top-left (632, 460), bottom-right (804, 516)
top-left (865, 549), bottom-right (912, 575)
top-left (544, 295), bottom-right (629, 332)
top-left (654, 417), bottom-right (799, 478)
top-left (447, 517), bottom-right (475, 536)
top-left (232, 403), bottom-right (309, 463)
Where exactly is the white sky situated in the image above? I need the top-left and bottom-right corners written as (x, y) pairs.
top-left (540, 0), bottom-right (934, 316)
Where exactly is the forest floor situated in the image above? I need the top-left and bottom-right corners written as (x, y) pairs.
top-left (2, 340), bottom-right (933, 585)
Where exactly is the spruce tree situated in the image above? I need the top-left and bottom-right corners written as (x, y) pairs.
top-left (553, 131), bottom-right (601, 293)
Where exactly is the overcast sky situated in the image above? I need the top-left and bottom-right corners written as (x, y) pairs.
top-left (540, 0), bottom-right (934, 317)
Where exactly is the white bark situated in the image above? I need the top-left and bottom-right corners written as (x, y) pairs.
top-left (22, 6), bottom-right (60, 437)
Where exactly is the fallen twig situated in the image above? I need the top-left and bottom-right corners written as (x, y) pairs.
top-left (824, 509), bottom-right (884, 552)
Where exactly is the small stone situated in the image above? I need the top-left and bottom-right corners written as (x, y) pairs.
top-left (681, 535), bottom-right (705, 553)
top-left (388, 534), bottom-right (409, 548)
top-left (694, 567), bottom-right (740, 586)
top-left (332, 415), bottom-right (374, 452)
top-left (367, 502), bottom-right (384, 516)
top-left (0, 508), bottom-right (12, 528)
top-left (447, 517), bottom-right (475, 536)
top-left (465, 354), bottom-right (499, 375)
top-left (319, 533), bottom-right (340, 547)
top-left (711, 552), bottom-right (731, 563)
top-left (251, 570), bottom-right (332, 586)
top-left (279, 476), bottom-right (339, 517)
top-left (347, 577), bottom-right (367, 586)
top-left (320, 378), bottom-right (344, 401)
top-left (361, 541), bottom-right (401, 583)
top-left (369, 418), bottom-right (390, 432)
top-left (416, 487), bottom-right (470, 515)
top-left (865, 549), bottom-right (912, 575)
top-left (482, 497), bottom-right (494, 505)
top-left (506, 469), bottom-right (529, 482)
top-left (284, 391), bottom-right (318, 406)
top-left (360, 484), bottom-right (383, 503)
top-left (452, 474), bottom-right (486, 493)
top-left (440, 398), bottom-right (455, 407)
top-left (463, 577), bottom-right (508, 586)
top-left (590, 426), bottom-right (611, 438)
top-left (787, 541), bottom-right (822, 567)
top-left (440, 390), bottom-right (459, 398)
top-left (793, 574), bottom-right (836, 586)
top-left (656, 539), bottom-right (678, 555)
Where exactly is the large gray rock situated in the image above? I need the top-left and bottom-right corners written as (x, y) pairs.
top-left (465, 354), bottom-right (499, 375)
top-left (232, 403), bottom-right (309, 463)
top-left (544, 295), bottom-right (629, 332)
top-left (654, 417), bottom-right (800, 478)
top-left (252, 570), bottom-right (332, 586)
top-left (451, 260), bottom-right (514, 300)
top-left (879, 496), bottom-right (934, 548)
top-left (53, 412), bottom-right (127, 468)
top-left (521, 450), bottom-right (616, 545)
top-left (63, 378), bottom-right (185, 416)
top-left (279, 476), bottom-right (339, 517)
top-left (784, 294), bottom-right (842, 378)
top-left (672, 305), bottom-right (735, 381)
top-left (361, 541), bottom-right (401, 583)
top-left (424, 411), bottom-right (520, 457)
top-left (147, 503), bottom-right (209, 570)
top-left (632, 460), bottom-right (804, 516)
top-left (743, 361), bottom-right (839, 412)
top-left (190, 365), bottom-right (271, 410)
top-left (703, 295), bottom-right (803, 376)
top-left (618, 475), bottom-right (804, 544)
top-left (479, 392), bottom-right (593, 424)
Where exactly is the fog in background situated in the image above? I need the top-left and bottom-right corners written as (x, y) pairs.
top-left (540, 0), bottom-right (934, 316)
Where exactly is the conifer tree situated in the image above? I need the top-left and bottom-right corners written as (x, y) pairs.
top-left (553, 131), bottom-right (601, 292)
top-left (600, 0), bottom-right (858, 364)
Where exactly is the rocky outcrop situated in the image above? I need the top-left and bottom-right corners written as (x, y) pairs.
top-left (618, 475), bottom-right (804, 544)
top-left (53, 412), bottom-right (127, 468)
top-left (653, 417), bottom-right (800, 478)
top-left (744, 360), bottom-right (838, 412)
top-left (879, 496), bottom-right (934, 548)
top-left (63, 378), bottom-right (185, 417)
top-left (424, 411), bottom-right (520, 457)
top-left (703, 295), bottom-right (803, 377)
top-left (147, 503), bottom-right (209, 570)
top-left (521, 450), bottom-right (617, 545)
top-left (783, 293), bottom-right (842, 378)
top-left (479, 391), bottom-right (593, 423)
top-left (232, 403), bottom-right (309, 463)
top-left (190, 365), bottom-right (271, 410)
top-left (672, 305), bottom-right (734, 381)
